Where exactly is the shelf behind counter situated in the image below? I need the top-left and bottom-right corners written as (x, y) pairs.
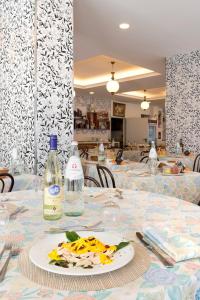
top-left (78, 141), bottom-right (111, 150)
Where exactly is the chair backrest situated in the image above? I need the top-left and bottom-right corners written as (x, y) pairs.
top-left (84, 176), bottom-right (101, 187)
top-left (193, 154), bottom-right (200, 172)
top-left (140, 150), bottom-right (149, 156)
top-left (0, 179), bottom-right (5, 193)
top-left (115, 149), bottom-right (123, 164)
top-left (140, 155), bottom-right (159, 164)
top-left (96, 165), bottom-right (116, 188)
top-left (80, 148), bottom-right (89, 160)
top-left (116, 149), bottom-right (123, 159)
top-left (140, 156), bottom-right (149, 163)
top-left (0, 173), bottom-right (14, 192)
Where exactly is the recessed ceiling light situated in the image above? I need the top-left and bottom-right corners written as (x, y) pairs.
top-left (89, 91), bottom-right (95, 95)
top-left (119, 23), bottom-right (130, 30)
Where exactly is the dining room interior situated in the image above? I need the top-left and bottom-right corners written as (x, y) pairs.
top-left (1, 0), bottom-right (200, 299)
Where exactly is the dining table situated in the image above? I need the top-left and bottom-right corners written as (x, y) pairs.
top-left (1, 188), bottom-right (200, 299)
top-left (122, 150), bottom-right (196, 171)
top-left (158, 154), bottom-right (196, 171)
top-left (2, 174), bottom-right (39, 192)
top-left (122, 150), bottom-right (142, 161)
top-left (83, 161), bottom-right (200, 204)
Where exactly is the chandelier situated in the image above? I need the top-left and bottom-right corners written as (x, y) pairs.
top-left (141, 89), bottom-right (150, 110)
top-left (106, 61), bottom-right (119, 95)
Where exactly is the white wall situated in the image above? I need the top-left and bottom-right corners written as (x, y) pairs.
top-left (125, 102), bottom-right (150, 118)
top-left (126, 118), bottom-right (148, 144)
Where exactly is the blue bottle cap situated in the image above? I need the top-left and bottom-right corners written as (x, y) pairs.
top-left (50, 135), bottom-right (57, 150)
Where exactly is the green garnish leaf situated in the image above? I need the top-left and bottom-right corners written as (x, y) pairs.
top-left (65, 231), bottom-right (80, 242)
top-left (116, 241), bottom-right (130, 251)
top-left (49, 259), bottom-right (57, 265)
top-left (49, 259), bottom-right (69, 268)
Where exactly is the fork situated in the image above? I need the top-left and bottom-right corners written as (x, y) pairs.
top-left (115, 189), bottom-right (123, 199)
top-left (0, 242), bottom-right (12, 260)
top-left (0, 244), bottom-right (20, 282)
top-left (10, 206), bottom-right (28, 220)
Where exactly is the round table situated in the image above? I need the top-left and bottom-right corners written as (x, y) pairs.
top-left (2, 174), bottom-right (39, 192)
top-left (123, 150), bottom-right (142, 161)
top-left (159, 154), bottom-right (196, 170)
top-left (2, 188), bottom-right (200, 299)
top-left (84, 161), bottom-right (200, 204)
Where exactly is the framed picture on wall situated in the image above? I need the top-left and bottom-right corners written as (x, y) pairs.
top-left (113, 102), bottom-right (126, 117)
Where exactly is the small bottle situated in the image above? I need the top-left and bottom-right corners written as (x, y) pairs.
top-left (148, 141), bottom-right (158, 175)
top-left (43, 135), bottom-right (62, 220)
top-left (176, 142), bottom-right (181, 155)
top-left (98, 142), bottom-right (105, 162)
top-left (64, 141), bottom-right (84, 216)
top-left (111, 138), bottom-right (115, 148)
top-left (179, 139), bottom-right (184, 153)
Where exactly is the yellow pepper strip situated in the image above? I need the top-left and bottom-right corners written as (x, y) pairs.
top-left (100, 254), bottom-right (113, 264)
top-left (48, 249), bottom-right (60, 261)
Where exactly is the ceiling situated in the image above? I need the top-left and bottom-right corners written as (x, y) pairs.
top-left (118, 87), bottom-right (166, 101)
top-left (74, 55), bottom-right (159, 88)
top-left (74, 0), bottom-right (200, 106)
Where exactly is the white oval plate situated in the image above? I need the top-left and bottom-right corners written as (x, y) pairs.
top-left (29, 231), bottom-right (134, 276)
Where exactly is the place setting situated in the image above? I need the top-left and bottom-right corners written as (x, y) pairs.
top-left (18, 225), bottom-right (150, 291)
top-left (2, 1), bottom-right (200, 299)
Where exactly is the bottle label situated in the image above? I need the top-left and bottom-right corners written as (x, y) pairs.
top-left (44, 185), bottom-right (62, 215)
top-left (49, 185), bottom-right (60, 196)
top-left (65, 156), bottom-right (83, 180)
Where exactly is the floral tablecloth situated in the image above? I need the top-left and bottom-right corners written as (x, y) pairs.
top-left (2, 189), bottom-right (200, 299)
top-left (122, 151), bottom-right (196, 170)
top-left (84, 162), bottom-right (200, 204)
top-left (2, 174), bottom-right (39, 192)
top-left (159, 154), bottom-right (195, 171)
top-left (123, 150), bottom-right (142, 161)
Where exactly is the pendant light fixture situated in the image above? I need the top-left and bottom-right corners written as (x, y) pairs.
top-left (141, 89), bottom-right (150, 110)
top-left (106, 61), bottom-right (119, 95)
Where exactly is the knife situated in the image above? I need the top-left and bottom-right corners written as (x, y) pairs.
top-left (136, 232), bottom-right (174, 267)
top-left (44, 228), bottom-right (105, 234)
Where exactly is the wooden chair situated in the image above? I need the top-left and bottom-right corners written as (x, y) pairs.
top-left (115, 149), bottom-right (123, 164)
top-left (140, 155), bottom-right (159, 164)
top-left (96, 165), bottom-right (116, 188)
top-left (140, 150), bottom-right (149, 156)
top-left (193, 154), bottom-right (200, 172)
top-left (0, 173), bottom-right (14, 192)
top-left (140, 156), bottom-right (149, 163)
top-left (116, 149), bottom-right (123, 159)
top-left (80, 148), bottom-right (89, 160)
top-left (84, 176), bottom-right (101, 187)
top-left (0, 179), bottom-right (5, 193)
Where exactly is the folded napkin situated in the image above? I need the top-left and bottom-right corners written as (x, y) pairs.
top-left (143, 226), bottom-right (200, 262)
top-left (84, 188), bottom-right (106, 198)
top-left (127, 170), bottom-right (150, 177)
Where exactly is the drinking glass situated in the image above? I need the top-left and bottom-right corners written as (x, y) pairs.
top-left (0, 205), bottom-right (9, 236)
top-left (34, 176), bottom-right (43, 192)
top-left (102, 200), bottom-right (121, 230)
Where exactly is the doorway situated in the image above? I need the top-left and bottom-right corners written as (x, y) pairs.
top-left (111, 117), bottom-right (125, 148)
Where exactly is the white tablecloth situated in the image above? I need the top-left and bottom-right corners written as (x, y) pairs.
top-left (84, 161), bottom-right (200, 204)
top-left (2, 189), bottom-right (200, 299)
